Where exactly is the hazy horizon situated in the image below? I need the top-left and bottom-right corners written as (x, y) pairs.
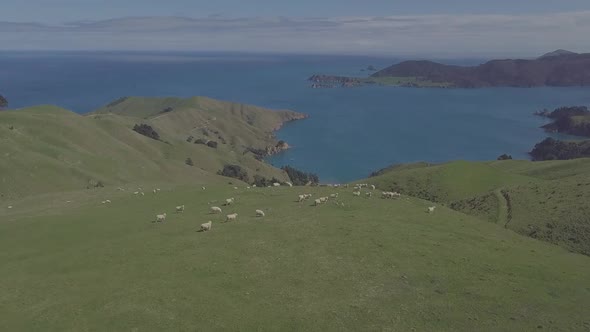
top-left (1, 0), bottom-right (590, 57)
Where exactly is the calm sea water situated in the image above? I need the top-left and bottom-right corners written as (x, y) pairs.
top-left (2, 51), bottom-right (589, 182)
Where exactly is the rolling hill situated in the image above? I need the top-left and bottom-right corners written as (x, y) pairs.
top-left (365, 159), bottom-right (590, 255)
top-left (1, 97), bottom-right (590, 330)
top-left (0, 97), bottom-right (306, 199)
top-left (309, 50), bottom-right (590, 88)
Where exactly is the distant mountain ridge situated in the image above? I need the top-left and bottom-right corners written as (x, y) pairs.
top-left (370, 50), bottom-right (590, 88)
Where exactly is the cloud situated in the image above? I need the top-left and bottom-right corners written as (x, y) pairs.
top-left (1, 12), bottom-right (589, 57)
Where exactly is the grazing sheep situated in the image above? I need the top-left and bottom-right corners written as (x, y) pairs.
top-left (298, 194), bottom-right (306, 202)
top-left (156, 188), bottom-right (161, 192)
top-left (117, 187), bottom-right (125, 191)
top-left (210, 206), bottom-right (222, 214)
top-left (428, 206), bottom-right (436, 213)
top-left (140, 192), bottom-right (145, 196)
top-left (286, 182), bottom-right (293, 187)
top-left (176, 205), bottom-right (185, 213)
top-left (233, 186), bottom-right (238, 190)
top-left (353, 191), bottom-right (361, 197)
top-left (105, 199), bottom-right (111, 203)
top-left (202, 186), bottom-right (206, 190)
top-left (256, 209), bottom-right (266, 217)
top-left (8, 205), bottom-right (13, 209)
top-left (153, 189), bottom-right (157, 194)
top-left (156, 213), bottom-right (167, 222)
top-left (314, 199), bottom-right (322, 206)
top-left (226, 213), bottom-right (238, 222)
top-left (253, 185), bottom-right (257, 188)
top-left (273, 182), bottom-right (281, 187)
top-left (200, 221), bottom-right (212, 232)
top-left (366, 192), bottom-right (372, 198)
top-left (134, 191), bottom-right (139, 195)
top-left (370, 185), bottom-right (376, 190)
top-left (330, 193), bottom-right (339, 198)
top-left (320, 197), bottom-right (328, 203)
top-left (247, 186), bottom-right (251, 189)
top-left (382, 191), bottom-right (401, 199)
top-left (224, 198), bottom-right (235, 206)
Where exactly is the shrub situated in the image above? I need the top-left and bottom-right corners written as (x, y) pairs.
top-left (218, 164), bottom-right (249, 182)
top-left (281, 165), bottom-right (319, 186)
top-left (0, 94), bottom-right (7, 109)
top-left (161, 107), bottom-right (174, 114)
top-left (497, 154), bottom-right (513, 160)
top-left (133, 124), bottom-right (160, 141)
top-left (185, 158), bottom-right (194, 166)
top-left (206, 141), bottom-right (218, 149)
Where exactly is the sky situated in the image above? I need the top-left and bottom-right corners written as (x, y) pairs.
top-left (1, 0), bottom-right (590, 56)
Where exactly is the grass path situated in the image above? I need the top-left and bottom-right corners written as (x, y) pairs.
top-left (493, 189), bottom-right (509, 227)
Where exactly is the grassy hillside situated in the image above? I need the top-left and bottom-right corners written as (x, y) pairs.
top-left (0, 97), bottom-right (305, 199)
top-left (366, 159), bottom-right (590, 255)
top-left (1, 184), bottom-right (589, 331)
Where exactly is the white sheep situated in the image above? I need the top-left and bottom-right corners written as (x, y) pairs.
top-left (7, 205), bottom-right (13, 209)
top-left (176, 205), bottom-right (185, 213)
top-left (370, 185), bottom-right (376, 190)
top-left (353, 191), bottom-right (361, 197)
top-left (428, 206), bottom-right (436, 213)
top-left (210, 206), bottom-right (222, 214)
top-left (226, 213), bottom-right (238, 222)
top-left (314, 199), bottom-right (322, 206)
top-left (320, 197), bottom-right (328, 203)
top-left (273, 182), bottom-right (281, 187)
top-left (366, 192), bottom-right (372, 198)
top-left (253, 185), bottom-right (257, 188)
top-left (224, 198), bottom-right (235, 206)
top-left (200, 221), bottom-right (212, 232)
top-left (156, 213), bottom-right (167, 222)
top-left (156, 188), bottom-right (161, 192)
top-left (134, 191), bottom-right (139, 195)
top-left (286, 182), bottom-right (293, 187)
top-left (140, 192), bottom-right (145, 196)
top-left (202, 186), bottom-right (206, 190)
top-left (330, 193), bottom-right (339, 198)
top-left (256, 210), bottom-right (266, 217)
top-left (298, 194), bottom-right (306, 202)
top-left (233, 186), bottom-right (239, 190)
top-left (153, 189), bottom-right (157, 194)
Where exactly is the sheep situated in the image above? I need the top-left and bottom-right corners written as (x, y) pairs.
top-left (176, 205), bottom-right (185, 213)
top-left (200, 221), bottom-right (212, 232)
top-left (134, 191), bottom-right (139, 195)
top-left (381, 191), bottom-right (401, 199)
top-left (298, 194), bottom-right (306, 202)
top-left (156, 213), bottom-right (167, 222)
top-left (370, 185), bottom-right (376, 190)
top-left (320, 197), bottom-right (328, 203)
top-left (427, 206), bottom-right (436, 213)
top-left (140, 192), bottom-right (145, 196)
top-left (153, 189), bottom-right (157, 194)
top-left (253, 185), bottom-right (257, 188)
top-left (314, 199), bottom-right (322, 206)
top-left (256, 210), bottom-right (266, 217)
top-left (233, 186), bottom-right (239, 190)
top-left (156, 188), bottom-right (161, 192)
top-left (353, 191), bottom-right (361, 197)
top-left (117, 187), bottom-right (125, 191)
top-left (7, 205), bottom-right (13, 209)
top-left (224, 198), bottom-right (235, 206)
top-left (366, 192), bottom-right (373, 198)
top-left (247, 186), bottom-right (251, 189)
top-left (330, 193), bottom-right (339, 198)
top-left (273, 182), bottom-right (281, 187)
top-left (202, 186), bottom-right (206, 190)
top-left (210, 206), bottom-right (222, 214)
top-left (226, 213), bottom-right (238, 222)
top-left (285, 182), bottom-right (293, 187)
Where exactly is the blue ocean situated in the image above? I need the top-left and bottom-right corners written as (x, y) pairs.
top-left (2, 51), bottom-right (589, 182)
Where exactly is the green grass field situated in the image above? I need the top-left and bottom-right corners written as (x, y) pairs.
top-left (1, 184), bottom-right (590, 331)
top-left (366, 159), bottom-right (590, 255)
top-left (2, 97), bottom-right (590, 330)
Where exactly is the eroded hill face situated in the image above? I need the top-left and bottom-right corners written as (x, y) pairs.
top-left (365, 159), bottom-right (590, 255)
top-left (0, 97), bottom-right (307, 199)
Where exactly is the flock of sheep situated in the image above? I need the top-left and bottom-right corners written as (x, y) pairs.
top-left (93, 181), bottom-right (437, 234)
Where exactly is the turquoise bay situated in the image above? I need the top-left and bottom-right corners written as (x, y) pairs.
top-left (2, 52), bottom-right (589, 182)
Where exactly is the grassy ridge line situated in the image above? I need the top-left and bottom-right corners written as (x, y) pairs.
top-left (0, 97), bottom-right (305, 199)
top-left (365, 159), bottom-right (590, 255)
top-left (1, 184), bottom-right (589, 330)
